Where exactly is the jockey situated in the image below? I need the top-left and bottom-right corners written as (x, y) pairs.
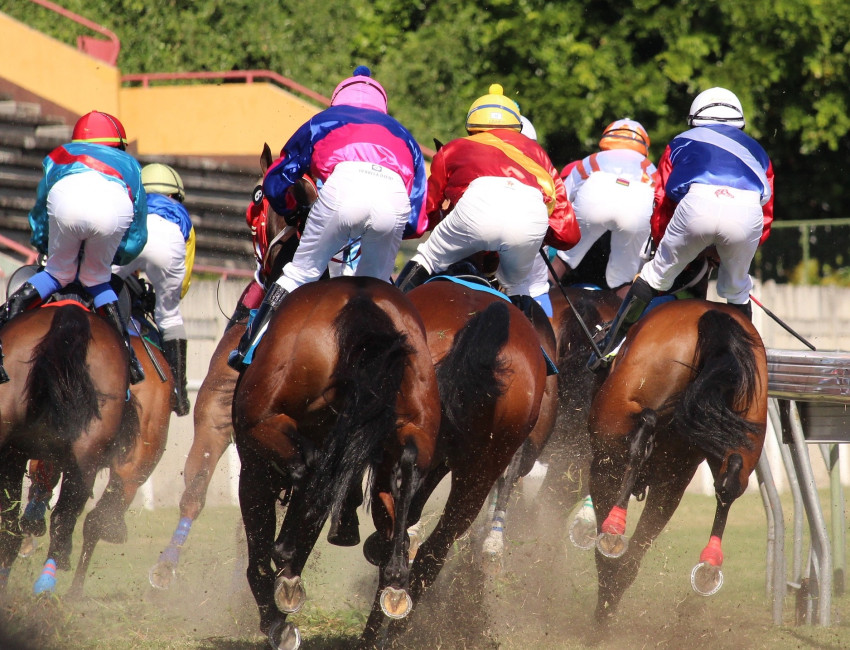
top-left (588, 87), bottom-right (774, 371)
top-left (556, 119), bottom-right (657, 297)
top-left (113, 163), bottom-right (195, 415)
top-left (228, 66), bottom-right (427, 370)
top-left (0, 110), bottom-right (148, 384)
top-left (394, 84), bottom-right (580, 317)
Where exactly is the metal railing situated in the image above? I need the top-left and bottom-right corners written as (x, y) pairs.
top-left (27, 0), bottom-right (121, 66)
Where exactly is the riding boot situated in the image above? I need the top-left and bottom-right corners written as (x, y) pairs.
top-left (98, 301), bottom-right (146, 384)
top-left (163, 338), bottom-right (190, 416)
top-left (728, 301), bottom-right (752, 321)
top-left (587, 276), bottom-right (658, 371)
top-left (0, 282), bottom-right (43, 384)
top-left (394, 260), bottom-right (431, 293)
top-left (227, 283), bottom-right (288, 371)
top-left (0, 282), bottom-right (42, 329)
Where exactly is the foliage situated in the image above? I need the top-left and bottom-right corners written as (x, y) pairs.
top-left (3, 0), bottom-right (850, 281)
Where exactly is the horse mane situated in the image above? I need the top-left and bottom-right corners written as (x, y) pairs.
top-left (436, 300), bottom-right (511, 434)
top-left (305, 294), bottom-right (413, 522)
top-left (672, 309), bottom-right (761, 460)
top-left (26, 306), bottom-right (102, 443)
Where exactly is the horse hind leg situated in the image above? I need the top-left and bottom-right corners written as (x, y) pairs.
top-left (594, 464), bottom-right (697, 622)
top-left (690, 453), bottom-right (745, 597)
top-left (480, 442), bottom-right (530, 571)
top-left (596, 408), bottom-right (657, 559)
top-left (0, 449), bottom-right (28, 592)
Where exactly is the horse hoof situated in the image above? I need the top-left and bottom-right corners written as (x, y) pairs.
top-left (596, 532), bottom-right (628, 558)
top-left (569, 516), bottom-right (597, 550)
top-left (379, 586), bottom-right (413, 620)
top-left (691, 561), bottom-right (724, 596)
top-left (274, 575), bottom-right (307, 614)
top-left (18, 535), bottom-right (39, 558)
top-left (268, 619), bottom-right (301, 650)
top-left (362, 532), bottom-right (384, 567)
top-left (481, 552), bottom-right (503, 578)
top-left (148, 561), bottom-right (176, 590)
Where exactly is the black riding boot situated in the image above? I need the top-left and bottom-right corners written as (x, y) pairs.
top-left (0, 282), bottom-right (42, 329)
top-left (0, 282), bottom-right (43, 384)
top-left (587, 276), bottom-right (658, 371)
top-left (163, 338), bottom-right (190, 416)
top-left (98, 301), bottom-right (145, 384)
top-left (394, 260), bottom-right (431, 293)
top-left (728, 301), bottom-right (752, 321)
top-left (227, 283), bottom-right (288, 371)
top-left (226, 302), bottom-right (251, 331)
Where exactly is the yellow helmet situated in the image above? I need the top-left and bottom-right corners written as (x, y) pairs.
top-left (599, 119), bottom-right (650, 157)
top-left (465, 84), bottom-right (522, 133)
top-left (141, 163), bottom-right (185, 202)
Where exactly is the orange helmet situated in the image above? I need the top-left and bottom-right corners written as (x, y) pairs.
top-left (598, 119), bottom-right (649, 157)
top-left (71, 111), bottom-right (128, 149)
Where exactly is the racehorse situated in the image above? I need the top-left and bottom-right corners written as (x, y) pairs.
top-left (149, 143), bottom-right (301, 589)
top-left (364, 278), bottom-right (557, 645)
top-left (66, 327), bottom-right (173, 595)
top-left (232, 276), bottom-right (441, 649)
top-left (588, 299), bottom-right (767, 620)
top-left (0, 294), bottom-right (138, 594)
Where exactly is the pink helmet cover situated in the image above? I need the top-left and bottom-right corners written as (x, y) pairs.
top-left (331, 66), bottom-right (388, 113)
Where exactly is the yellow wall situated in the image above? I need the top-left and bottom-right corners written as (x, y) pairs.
top-left (0, 12), bottom-right (120, 116)
top-left (120, 83), bottom-right (320, 158)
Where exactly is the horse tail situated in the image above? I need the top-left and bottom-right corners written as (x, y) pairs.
top-left (305, 294), bottom-right (413, 522)
top-left (436, 300), bottom-right (511, 433)
top-left (673, 310), bottom-right (761, 461)
top-left (26, 306), bottom-right (101, 443)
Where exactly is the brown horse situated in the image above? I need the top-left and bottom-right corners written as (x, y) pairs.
top-left (365, 278), bottom-right (556, 645)
top-left (149, 144), bottom-right (301, 589)
top-left (66, 332), bottom-right (173, 596)
top-left (0, 297), bottom-right (138, 595)
top-left (232, 276), bottom-right (440, 649)
top-left (588, 299), bottom-right (767, 620)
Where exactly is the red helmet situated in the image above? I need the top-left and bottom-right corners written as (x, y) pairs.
top-left (599, 119), bottom-right (649, 157)
top-left (71, 111), bottom-right (128, 149)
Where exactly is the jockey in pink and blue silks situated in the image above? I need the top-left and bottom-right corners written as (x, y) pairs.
top-left (228, 66), bottom-right (427, 370)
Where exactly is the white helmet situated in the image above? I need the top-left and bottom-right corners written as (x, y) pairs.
top-left (687, 87), bottom-right (745, 129)
top-left (520, 116), bottom-right (537, 141)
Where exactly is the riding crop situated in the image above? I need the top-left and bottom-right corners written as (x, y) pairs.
top-left (749, 293), bottom-right (816, 351)
top-left (537, 248), bottom-right (604, 358)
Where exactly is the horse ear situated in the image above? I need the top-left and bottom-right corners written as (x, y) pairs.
top-left (261, 143), bottom-right (273, 173)
top-left (433, 138), bottom-right (444, 151)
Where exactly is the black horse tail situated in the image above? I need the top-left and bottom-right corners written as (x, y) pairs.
top-left (673, 310), bottom-right (761, 461)
top-left (26, 306), bottom-right (101, 443)
top-left (305, 294), bottom-right (413, 522)
top-left (436, 300), bottom-right (511, 434)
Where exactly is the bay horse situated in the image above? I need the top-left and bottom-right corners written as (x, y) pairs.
top-left (588, 299), bottom-right (767, 620)
top-left (0, 295), bottom-right (138, 595)
top-left (15, 280), bottom-right (175, 596)
top-left (232, 276), bottom-right (440, 649)
top-left (149, 143), bottom-right (302, 589)
top-left (364, 278), bottom-right (557, 645)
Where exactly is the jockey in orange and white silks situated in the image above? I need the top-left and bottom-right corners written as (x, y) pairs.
top-left (557, 119), bottom-right (658, 291)
top-left (395, 84), bottom-right (580, 314)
